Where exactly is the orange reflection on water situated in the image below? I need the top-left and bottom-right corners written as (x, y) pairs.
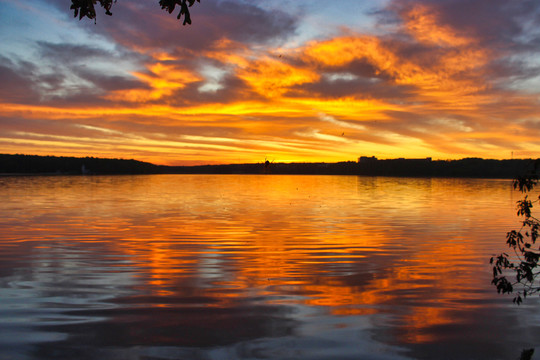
top-left (115, 221), bottom-right (475, 344)
top-left (0, 175), bottom-right (517, 346)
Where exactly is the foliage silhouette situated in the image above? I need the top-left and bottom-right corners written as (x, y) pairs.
top-left (70, 0), bottom-right (200, 25)
top-left (520, 348), bottom-right (535, 360)
top-left (491, 159), bottom-right (540, 304)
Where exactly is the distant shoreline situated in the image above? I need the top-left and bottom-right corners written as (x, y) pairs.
top-left (0, 154), bottom-right (537, 179)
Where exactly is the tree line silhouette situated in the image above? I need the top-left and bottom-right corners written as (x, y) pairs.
top-left (0, 154), bottom-right (536, 178)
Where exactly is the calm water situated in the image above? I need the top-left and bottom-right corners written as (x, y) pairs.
top-left (1, 174), bottom-right (539, 360)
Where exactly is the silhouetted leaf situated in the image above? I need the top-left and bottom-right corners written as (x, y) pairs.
top-left (71, 0), bottom-right (200, 23)
top-left (493, 165), bottom-right (540, 304)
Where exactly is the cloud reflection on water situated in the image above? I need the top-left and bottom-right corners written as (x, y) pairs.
top-left (1, 175), bottom-right (539, 359)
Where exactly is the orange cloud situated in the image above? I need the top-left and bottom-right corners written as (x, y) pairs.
top-left (238, 57), bottom-right (320, 98)
top-left (302, 34), bottom-right (489, 104)
top-left (107, 61), bottom-right (202, 102)
top-left (403, 5), bottom-right (472, 46)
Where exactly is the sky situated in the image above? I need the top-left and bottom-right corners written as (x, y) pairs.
top-left (0, 0), bottom-right (539, 165)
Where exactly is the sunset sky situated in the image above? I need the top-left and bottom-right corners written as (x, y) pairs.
top-left (1, 0), bottom-right (539, 165)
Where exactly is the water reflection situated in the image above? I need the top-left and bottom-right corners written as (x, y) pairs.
top-left (1, 175), bottom-right (540, 359)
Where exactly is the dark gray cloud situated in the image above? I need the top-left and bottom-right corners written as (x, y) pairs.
top-left (372, 0), bottom-right (540, 92)
top-left (0, 56), bottom-right (41, 103)
top-left (75, 68), bottom-right (144, 92)
top-left (387, 0), bottom-right (540, 50)
top-left (36, 41), bottom-right (116, 62)
top-left (26, 0), bottom-right (300, 107)
top-left (35, 40), bottom-right (148, 64)
top-left (287, 75), bottom-right (415, 100)
top-left (53, 0), bottom-right (299, 53)
top-left (0, 41), bottom-right (148, 105)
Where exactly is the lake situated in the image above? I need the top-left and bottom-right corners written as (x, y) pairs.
top-left (1, 174), bottom-right (539, 359)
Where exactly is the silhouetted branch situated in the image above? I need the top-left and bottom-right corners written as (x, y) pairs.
top-left (491, 160), bottom-right (540, 304)
top-left (70, 0), bottom-right (200, 25)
